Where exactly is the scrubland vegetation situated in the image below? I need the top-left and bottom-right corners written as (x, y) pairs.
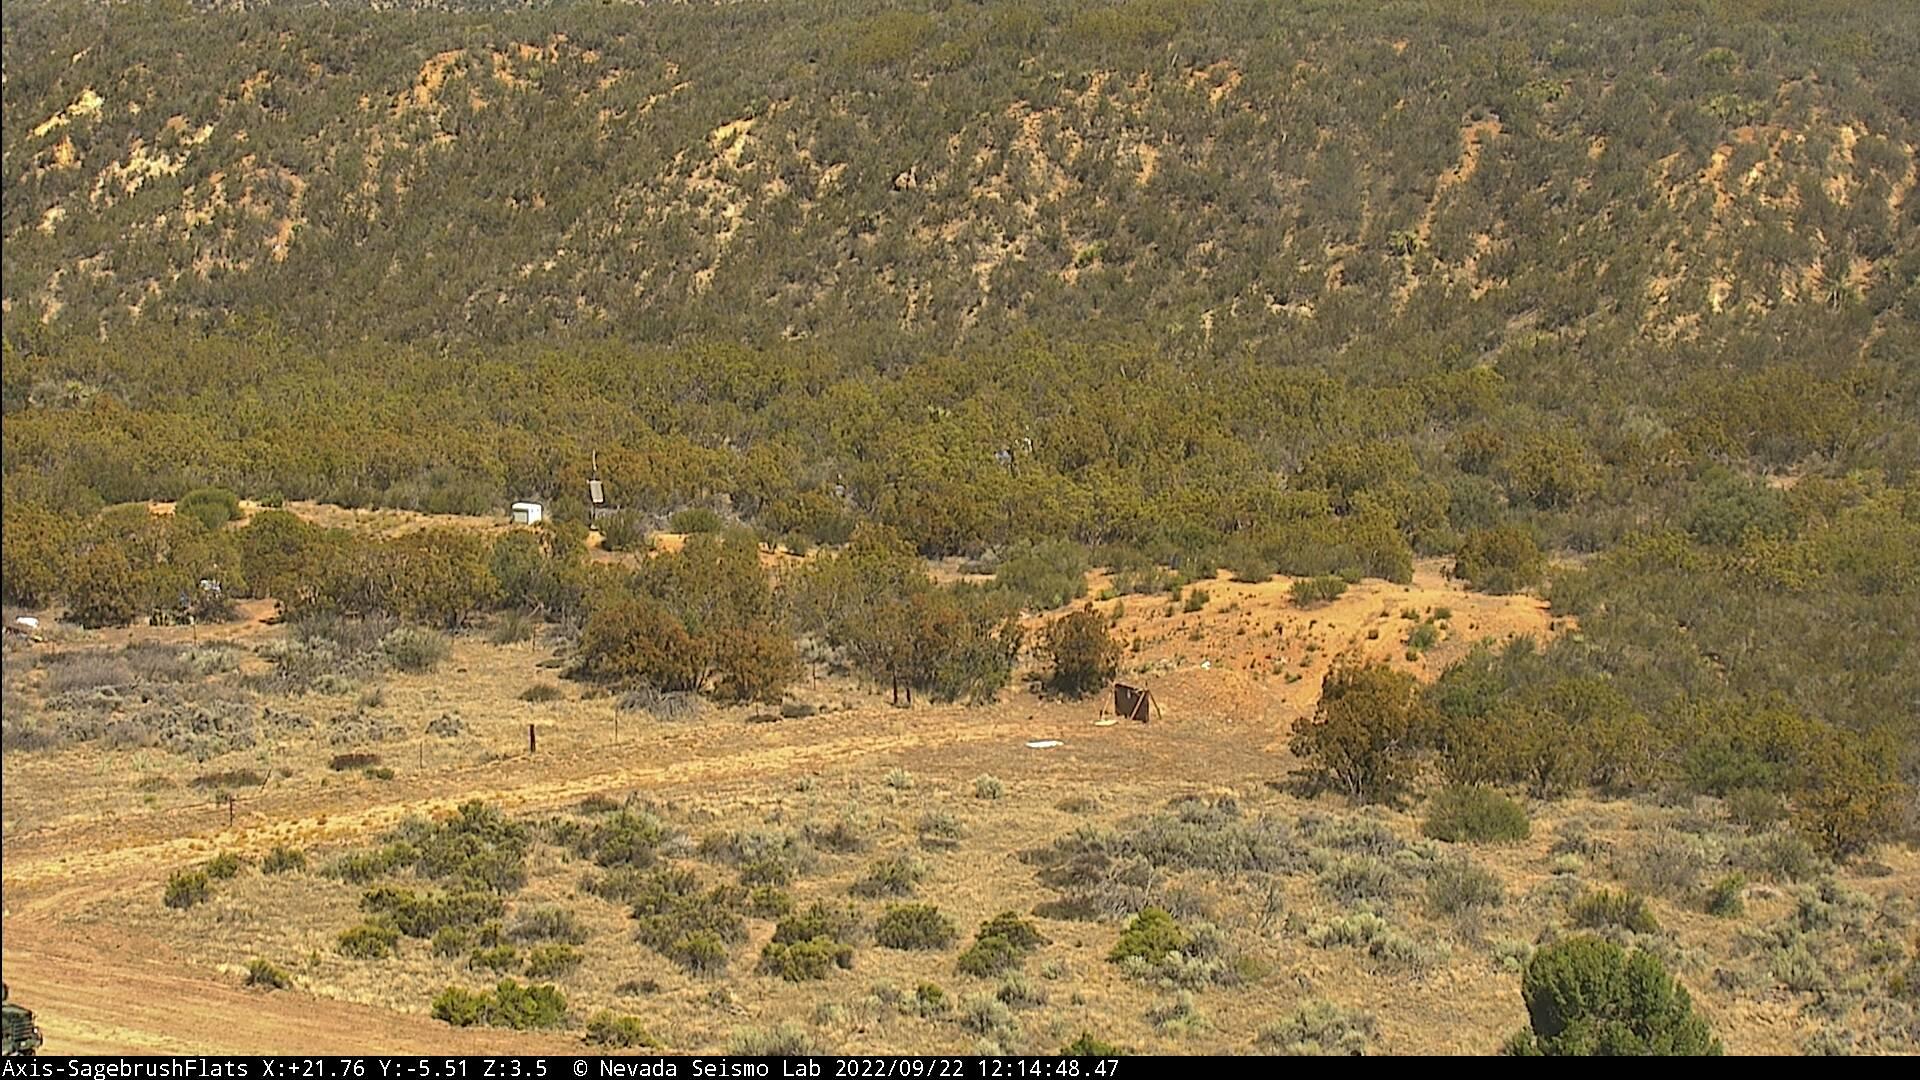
top-left (2, 0), bottom-right (1917, 1059)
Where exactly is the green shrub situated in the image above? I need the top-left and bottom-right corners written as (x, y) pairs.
top-left (758, 936), bottom-right (854, 981)
top-left (1290, 576), bottom-right (1349, 606)
top-left (597, 510), bottom-right (651, 553)
top-left (668, 507), bottom-right (723, 534)
top-left (176, 487), bottom-right (242, 531)
top-left (579, 809), bottom-right (670, 869)
top-left (1569, 889), bottom-right (1661, 935)
top-left (851, 854), bottom-right (927, 898)
top-left (431, 979), bottom-right (567, 1030)
top-left (244, 958), bottom-right (293, 991)
top-left (627, 869), bottom-right (746, 972)
top-left (956, 934), bottom-right (1025, 978)
top-left (429, 986), bottom-right (489, 1027)
top-left (524, 944), bottom-right (583, 978)
top-left (1453, 527), bottom-right (1546, 594)
top-left (508, 906), bottom-right (589, 945)
top-left (1290, 660), bottom-right (1428, 803)
top-left (957, 912), bottom-right (1048, 976)
top-left (913, 983), bottom-right (949, 1016)
top-left (992, 540), bottom-right (1090, 609)
top-left (164, 869), bottom-right (212, 909)
top-left (668, 931), bottom-right (729, 974)
top-left (1724, 788), bottom-right (1787, 829)
top-left (1506, 937), bottom-right (1720, 1055)
top-left (1422, 786), bottom-right (1531, 843)
top-left (995, 974), bottom-right (1047, 1009)
top-left (1041, 608), bottom-right (1121, 697)
top-left (738, 856), bottom-right (793, 887)
top-left (204, 852), bottom-right (246, 880)
top-left (1704, 874), bottom-right (1746, 918)
top-left (362, 886), bottom-right (505, 938)
top-left (262, 846), bottom-right (307, 874)
top-left (383, 627), bottom-right (450, 673)
top-left (1109, 907), bottom-right (1189, 964)
top-left (583, 1011), bottom-right (661, 1049)
top-left (875, 904), bottom-right (957, 951)
top-left (746, 886), bottom-right (794, 919)
top-left (325, 844), bottom-right (412, 884)
top-left (760, 901), bottom-right (859, 979)
top-left (338, 921), bottom-right (400, 959)
top-left (973, 774), bottom-right (1005, 800)
top-left (401, 800), bottom-right (530, 891)
top-left (432, 926), bottom-right (471, 957)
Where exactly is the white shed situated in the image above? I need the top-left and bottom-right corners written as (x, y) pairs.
top-left (511, 501), bottom-right (544, 525)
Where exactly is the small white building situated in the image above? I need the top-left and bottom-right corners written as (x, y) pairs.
top-left (511, 501), bottom-right (544, 525)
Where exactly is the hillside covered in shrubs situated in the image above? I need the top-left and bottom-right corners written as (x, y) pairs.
top-left (3, 0), bottom-right (1917, 895)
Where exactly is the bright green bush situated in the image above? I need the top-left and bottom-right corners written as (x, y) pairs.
top-left (1506, 937), bottom-right (1720, 1055)
top-left (1108, 907), bottom-right (1189, 964)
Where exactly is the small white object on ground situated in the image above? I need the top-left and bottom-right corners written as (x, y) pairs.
top-left (1025, 739), bottom-right (1063, 749)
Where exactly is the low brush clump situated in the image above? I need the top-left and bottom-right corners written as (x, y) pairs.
top-left (1257, 999), bottom-right (1378, 1055)
top-left (262, 846), bottom-right (307, 874)
top-left (758, 903), bottom-right (859, 982)
top-left (1569, 889), bottom-right (1662, 935)
top-left (583, 1011), bottom-right (661, 1049)
top-left (1108, 907), bottom-right (1241, 989)
top-left (627, 869), bottom-right (747, 973)
top-left (338, 921), bottom-right (400, 960)
top-left (431, 979), bottom-right (567, 1030)
top-left (163, 868), bottom-right (212, 910)
top-left (1422, 785), bottom-right (1531, 844)
top-left (957, 912), bottom-right (1049, 977)
top-left (875, 904), bottom-right (957, 951)
top-left (244, 958), bottom-right (293, 991)
top-left (851, 854), bottom-right (927, 898)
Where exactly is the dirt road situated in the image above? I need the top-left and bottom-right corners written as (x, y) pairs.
top-left (1, 695), bottom-right (1267, 1054)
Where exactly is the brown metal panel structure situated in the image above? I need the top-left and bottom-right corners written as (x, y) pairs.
top-left (1113, 683), bottom-right (1157, 723)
